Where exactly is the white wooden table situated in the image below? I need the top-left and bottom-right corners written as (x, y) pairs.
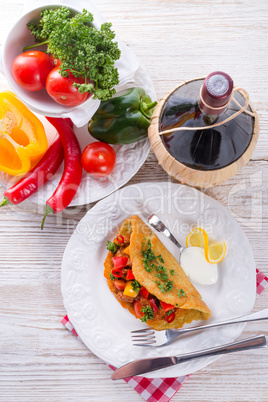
top-left (0, 0), bottom-right (268, 400)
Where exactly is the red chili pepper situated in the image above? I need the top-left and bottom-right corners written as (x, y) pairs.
top-left (112, 268), bottom-right (123, 278)
top-left (126, 269), bottom-right (135, 280)
top-left (0, 136), bottom-right (64, 207)
top-left (166, 311), bottom-right (175, 323)
top-left (149, 298), bottom-right (158, 312)
top-left (41, 117), bottom-right (82, 229)
top-left (139, 287), bottom-right (149, 299)
top-left (160, 300), bottom-right (175, 312)
top-left (112, 256), bottom-right (128, 269)
top-left (116, 235), bottom-right (124, 243)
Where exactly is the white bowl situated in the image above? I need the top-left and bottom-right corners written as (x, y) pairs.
top-left (0, 3), bottom-right (100, 125)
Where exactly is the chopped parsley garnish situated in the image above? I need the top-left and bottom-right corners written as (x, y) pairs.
top-left (155, 279), bottom-right (173, 293)
top-left (25, 7), bottom-right (121, 101)
top-left (140, 306), bottom-right (154, 322)
top-left (109, 273), bottom-right (115, 281)
top-left (131, 280), bottom-right (141, 292)
top-left (170, 269), bottom-right (175, 275)
top-left (142, 239), bottom-right (173, 293)
top-left (178, 289), bottom-right (187, 298)
top-left (106, 240), bottom-right (119, 254)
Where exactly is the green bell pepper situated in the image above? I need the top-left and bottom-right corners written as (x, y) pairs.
top-left (88, 87), bottom-right (157, 144)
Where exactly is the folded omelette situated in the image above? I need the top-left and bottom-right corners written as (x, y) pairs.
top-left (104, 215), bottom-right (211, 330)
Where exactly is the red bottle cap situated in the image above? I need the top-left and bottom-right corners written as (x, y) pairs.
top-left (200, 71), bottom-right (233, 115)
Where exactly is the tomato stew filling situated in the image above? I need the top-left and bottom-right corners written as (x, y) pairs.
top-left (108, 236), bottom-right (177, 323)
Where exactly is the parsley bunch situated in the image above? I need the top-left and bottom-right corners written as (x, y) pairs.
top-left (25, 7), bottom-right (121, 101)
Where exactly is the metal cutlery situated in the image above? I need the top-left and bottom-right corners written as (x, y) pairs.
top-left (131, 308), bottom-right (268, 347)
top-left (147, 213), bottom-right (184, 262)
top-left (112, 335), bottom-right (266, 379)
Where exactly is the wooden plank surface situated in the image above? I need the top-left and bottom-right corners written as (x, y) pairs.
top-left (0, 0), bottom-right (268, 401)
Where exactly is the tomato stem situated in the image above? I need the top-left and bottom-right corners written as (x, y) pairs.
top-left (23, 40), bottom-right (49, 52)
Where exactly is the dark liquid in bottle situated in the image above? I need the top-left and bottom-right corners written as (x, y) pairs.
top-left (160, 80), bottom-right (255, 171)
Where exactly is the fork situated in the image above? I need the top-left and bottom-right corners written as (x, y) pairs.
top-left (131, 308), bottom-right (268, 347)
top-left (147, 213), bottom-right (184, 262)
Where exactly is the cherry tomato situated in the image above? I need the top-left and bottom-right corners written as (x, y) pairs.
top-left (134, 300), bottom-right (144, 319)
top-left (112, 256), bottom-right (128, 269)
top-left (49, 55), bottom-right (61, 67)
top-left (12, 51), bottom-right (54, 91)
top-left (46, 67), bottom-right (90, 106)
top-left (81, 142), bottom-right (116, 177)
top-left (113, 279), bottom-right (126, 291)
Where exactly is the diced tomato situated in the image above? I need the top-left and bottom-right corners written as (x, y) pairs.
top-left (134, 300), bottom-right (144, 319)
top-left (111, 268), bottom-right (123, 278)
top-left (160, 300), bottom-right (175, 312)
top-left (113, 279), bottom-right (126, 291)
top-left (112, 256), bottom-right (128, 269)
top-left (139, 287), bottom-right (149, 299)
top-left (149, 298), bottom-right (158, 312)
top-left (126, 269), bottom-right (135, 280)
top-left (166, 311), bottom-right (175, 323)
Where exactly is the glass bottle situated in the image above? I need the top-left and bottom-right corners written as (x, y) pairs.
top-left (160, 71), bottom-right (257, 172)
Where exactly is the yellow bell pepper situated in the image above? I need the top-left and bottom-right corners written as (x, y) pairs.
top-left (123, 246), bottom-right (130, 255)
top-left (123, 281), bottom-right (139, 298)
top-left (0, 91), bottom-right (48, 176)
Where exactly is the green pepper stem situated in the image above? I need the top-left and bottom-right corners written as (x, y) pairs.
top-left (23, 40), bottom-right (49, 52)
top-left (0, 196), bottom-right (11, 208)
top-left (142, 101), bottom-right (157, 112)
top-left (41, 204), bottom-right (54, 230)
top-left (140, 100), bottom-right (157, 119)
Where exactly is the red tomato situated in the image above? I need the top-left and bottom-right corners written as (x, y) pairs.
top-left (134, 300), bottom-right (144, 319)
top-left (12, 51), bottom-right (54, 91)
top-left (113, 279), bottom-right (126, 291)
top-left (160, 300), bottom-right (175, 312)
top-left (112, 256), bottom-right (128, 269)
top-left (46, 67), bottom-right (90, 106)
top-left (81, 142), bottom-right (116, 177)
top-left (126, 269), bottom-right (135, 280)
top-left (49, 55), bottom-right (61, 67)
top-left (139, 287), bottom-right (149, 299)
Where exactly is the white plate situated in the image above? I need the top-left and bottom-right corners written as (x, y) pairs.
top-left (0, 74), bottom-right (151, 207)
top-left (61, 182), bottom-right (256, 378)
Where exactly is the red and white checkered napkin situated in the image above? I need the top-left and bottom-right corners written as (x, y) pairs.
top-left (62, 269), bottom-right (267, 402)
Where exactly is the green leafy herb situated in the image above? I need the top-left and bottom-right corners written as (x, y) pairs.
top-left (25, 7), bottom-right (121, 101)
top-left (178, 289), bottom-right (187, 298)
top-left (131, 280), bottom-right (141, 292)
top-left (109, 273), bottom-right (115, 281)
top-left (140, 306), bottom-right (154, 322)
top-left (155, 279), bottom-right (173, 293)
top-left (106, 240), bottom-right (119, 254)
top-left (170, 269), bottom-right (175, 275)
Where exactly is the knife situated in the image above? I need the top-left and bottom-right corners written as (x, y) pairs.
top-left (112, 335), bottom-right (266, 380)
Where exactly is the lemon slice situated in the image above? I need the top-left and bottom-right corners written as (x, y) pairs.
top-left (186, 227), bottom-right (226, 264)
top-left (186, 227), bottom-right (209, 248)
top-left (207, 242), bottom-right (227, 264)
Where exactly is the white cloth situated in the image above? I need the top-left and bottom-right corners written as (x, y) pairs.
top-left (23, 0), bottom-right (156, 127)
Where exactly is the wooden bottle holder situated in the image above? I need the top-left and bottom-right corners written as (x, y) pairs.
top-left (148, 78), bottom-right (260, 188)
